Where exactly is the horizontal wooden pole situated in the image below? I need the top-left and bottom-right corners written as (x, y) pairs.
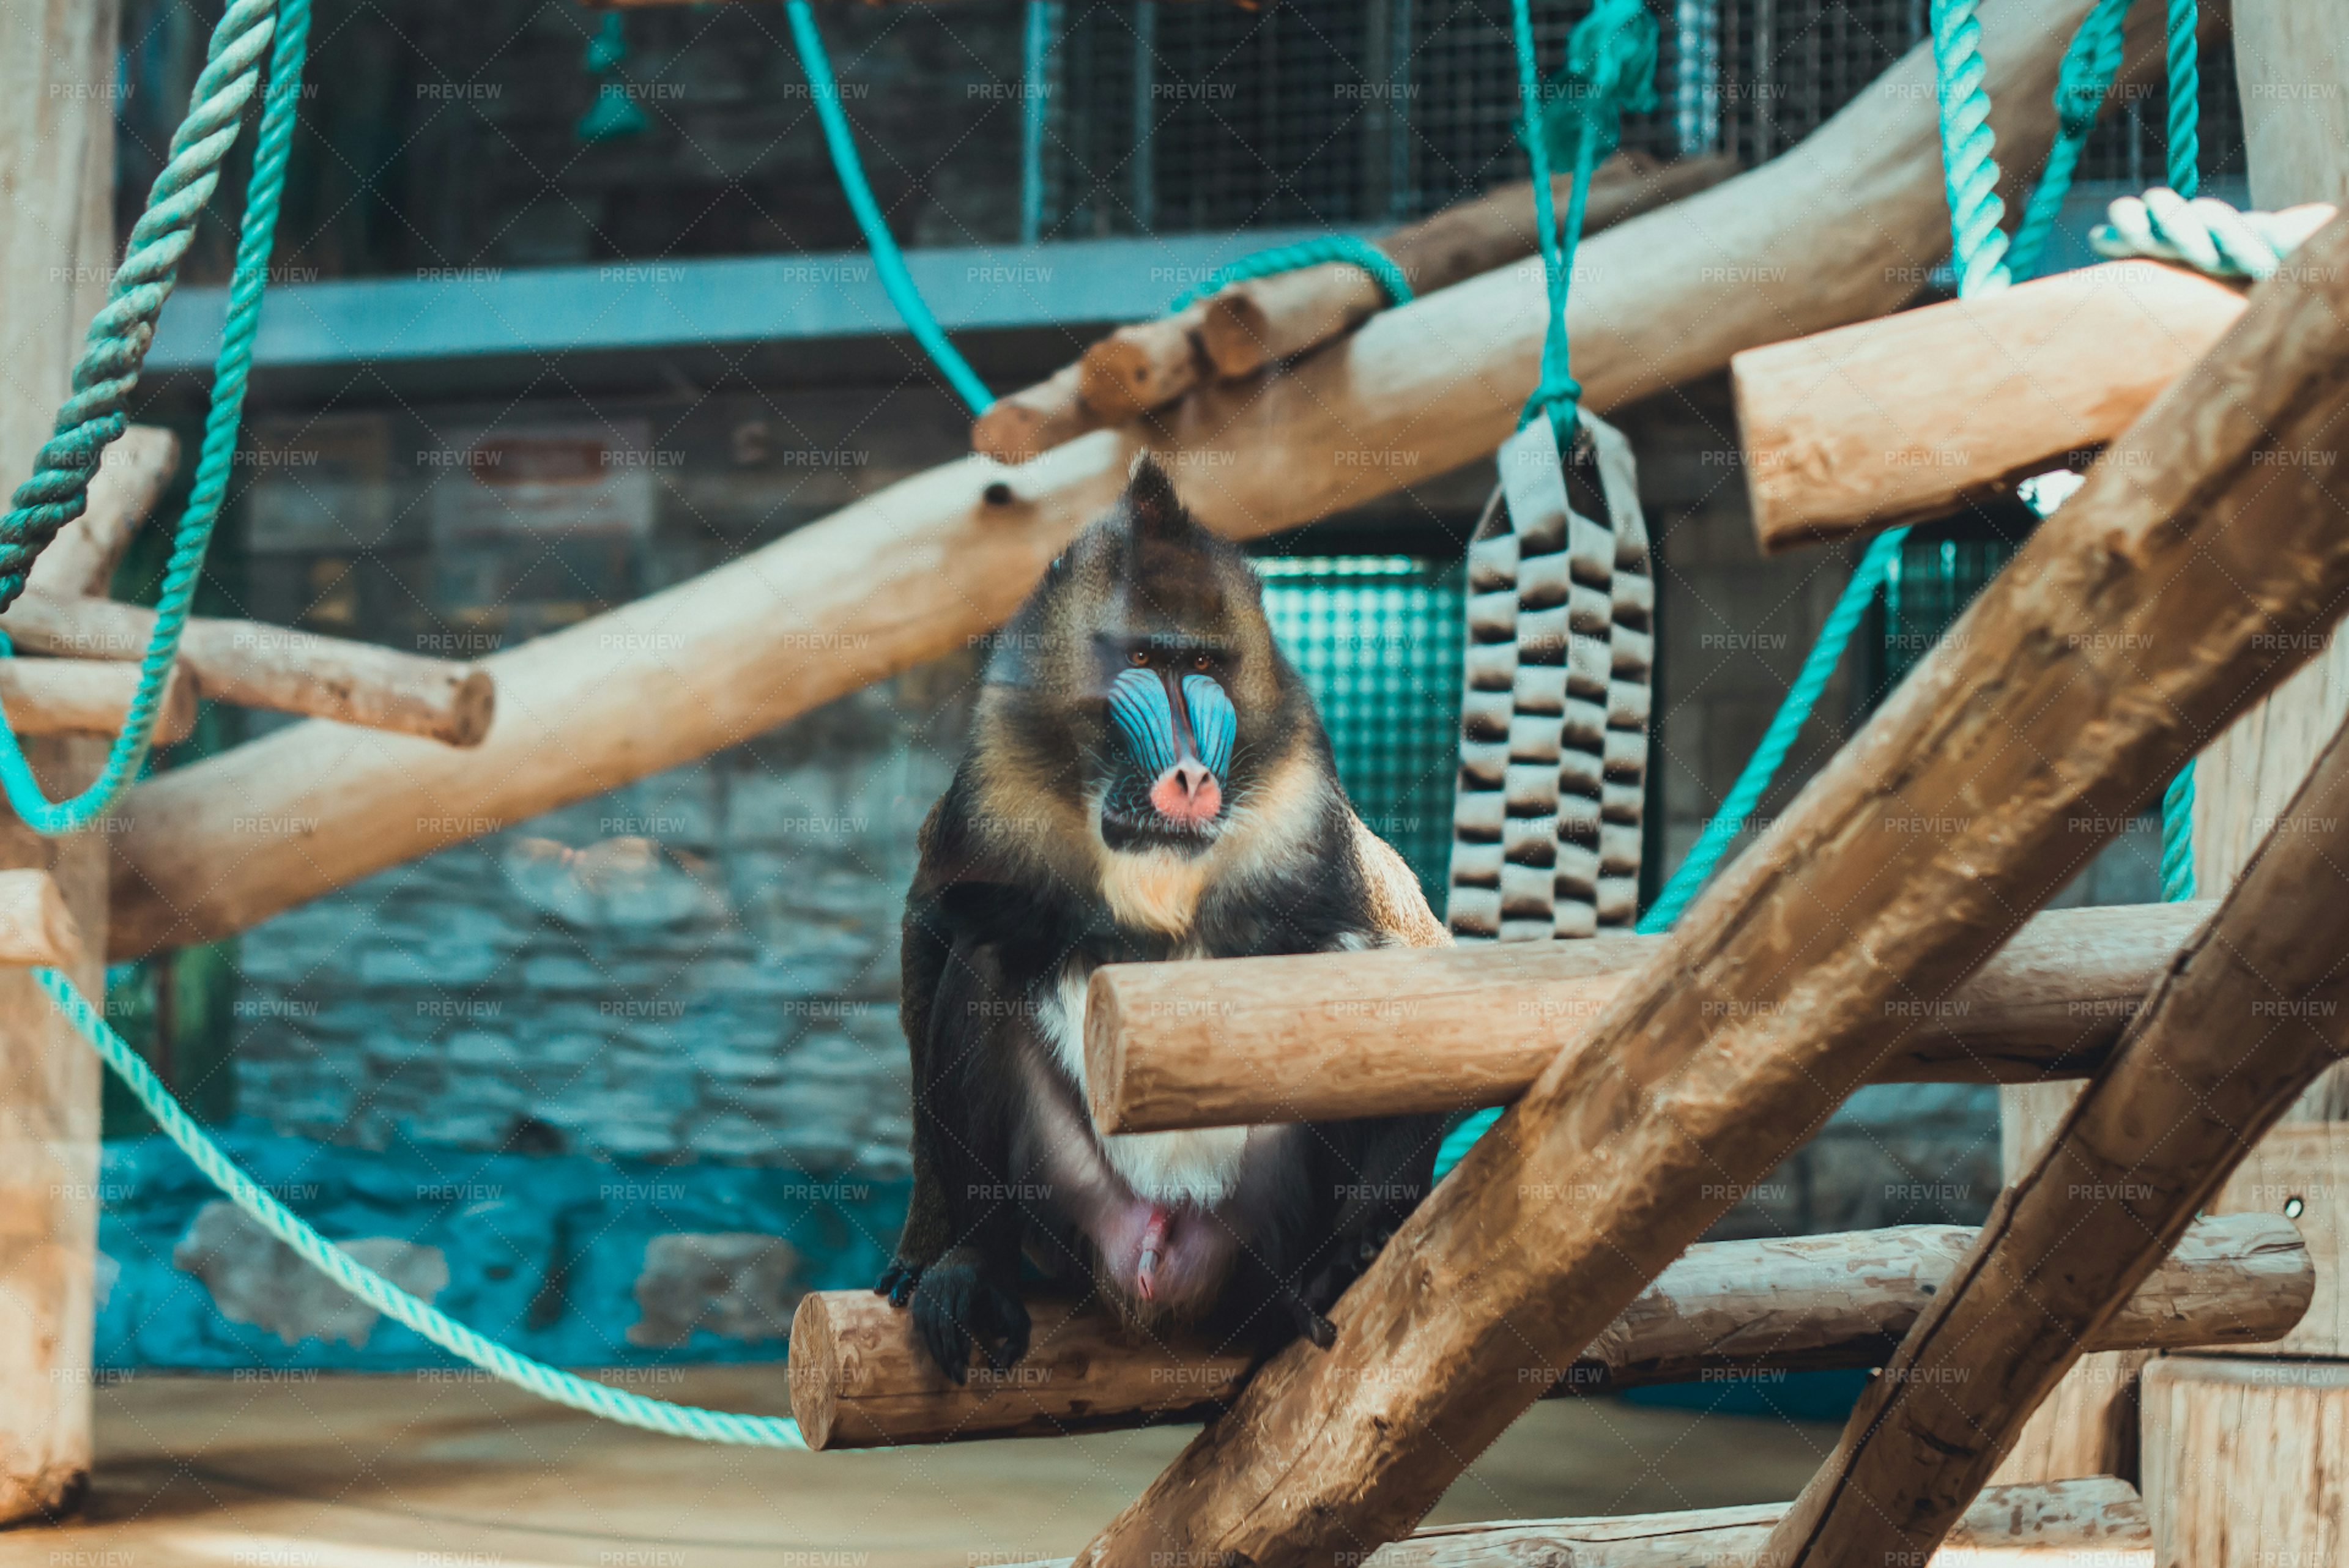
top-left (1088, 900), bottom-right (2206, 1133)
top-left (0, 657), bottom-right (195, 747)
top-left (102, 0), bottom-right (2167, 958)
top-left (1007, 1478), bottom-right (2148, 1568)
top-left (1734, 261), bottom-right (2250, 554)
top-left (784, 1215), bottom-right (2306, 1449)
top-left (1, 594), bottom-right (494, 747)
top-left (0, 870), bottom-right (83, 970)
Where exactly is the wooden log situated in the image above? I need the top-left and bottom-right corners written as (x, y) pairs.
top-left (1068, 207), bottom-right (2349, 1568)
top-left (0, 870), bottom-right (83, 971)
top-left (0, 659), bottom-right (195, 747)
top-left (102, 0), bottom-right (2202, 958)
top-left (0, 0), bottom-right (119, 1525)
top-left (1, 594), bottom-right (495, 747)
top-left (1088, 900), bottom-right (2203, 1133)
top-left (972, 362), bottom-right (1110, 467)
top-left (1011, 1479), bottom-right (2154, 1568)
top-left (1024, 155), bottom-right (1735, 450)
top-left (1759, 688), bottom-right (2349, 1568)
top-left (21, 425), bottom-right (177, 601)
top-left (1196, 153), bottom-right (1738, 381)
top-left (2142, 1356), bottom-right (2349, 1568)
top-left (785, 1216), bottom-right (2305, 1450)
top-left (1734, 261), bottom-right (2252, 554)
top-left (2005, 0), bottom-right (2349, 1499)
top-left (1077, 303), bottom-right (1215, 420)
top-left (2206, 1122), bottom-right (2349, 1356)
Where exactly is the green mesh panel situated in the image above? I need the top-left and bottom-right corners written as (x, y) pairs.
top-left (1256, 555), bottom-right (1465, 904)
top-left (1882, 535), bottom-right (2019, 689)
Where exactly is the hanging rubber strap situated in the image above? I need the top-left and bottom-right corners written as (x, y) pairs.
top-left (0, 0), bottom-right (310, 835)
top-left (785, 0), bottom-right (995, 417)
top-left (46, 967), bottom-right (809, 1447)
top-left (1165, 235), bottom-right (1413, 314)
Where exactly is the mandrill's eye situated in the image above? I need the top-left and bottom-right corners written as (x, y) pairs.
top-left (1129, 650), bottom-right (1150, 667)
top-left (1192, 653), bottom-right (1212, 671)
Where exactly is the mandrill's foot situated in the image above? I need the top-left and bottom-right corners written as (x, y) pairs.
top-left (874, 1259), bottom-right (923, 1306)
top-left (910, 1248), bottom-right (1031, 1385)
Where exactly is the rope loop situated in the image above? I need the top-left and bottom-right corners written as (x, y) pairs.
top-left (1165, 234), bottom-right (1414, 314)
top-left (2090, 187), bottom-right (2336, 279)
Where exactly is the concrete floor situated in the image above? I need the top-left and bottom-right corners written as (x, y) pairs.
top-left (7, 1372), bottom-right (1846, 1567)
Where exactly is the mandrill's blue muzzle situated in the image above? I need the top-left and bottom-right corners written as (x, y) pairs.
top-left (1108, 667), bottom-right (1235, 827)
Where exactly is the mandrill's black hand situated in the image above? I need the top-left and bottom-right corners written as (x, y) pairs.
top-left (874, 1258), bottom-right (922, 1306)
top-left (910, 1246), bottom-right (1030, 1385)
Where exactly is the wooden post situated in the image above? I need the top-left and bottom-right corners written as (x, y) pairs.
top-left (2000, 0), bottom-right (2349, 1498)
top-left (790, 1216), bottom-right (2306, 1450)
top-left (1760, 701), bottom-right (2349, 1568)
top-left (0, 659), bottom-right (198, 747)
top-left (1069, 213), bottom-right (2349, 1568)
top-left (0, 0), bottom-right (119, 1525)
top-left (103, 0), bottom-right (2212, 956)
top-left (1087, 901), bottom-right (2204, 1132)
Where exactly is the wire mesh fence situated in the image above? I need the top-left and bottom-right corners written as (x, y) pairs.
top-left (1256, 555), bottom-right (1466, 903)
top-left (1043, 0), bottom-right (2242, 239)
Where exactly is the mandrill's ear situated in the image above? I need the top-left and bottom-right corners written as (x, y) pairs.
top-left (1124, 453), bottom-right (1190, 542)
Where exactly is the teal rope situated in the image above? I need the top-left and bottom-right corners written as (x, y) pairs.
top-left (42, 966), bottom-right (807, 1447)
top-left (2152, 0), bottom-right (2200, 897)
top-left (1165, 235), bottom-right (1413, 314)
top-left (1929, 0), bottom-right (2013, 297)
top-left (2164, 0), bottom-right (2198, 196)
top-left (784, 0), bottom-right (995, 417)
top-left (1019, 0), bottom-right (1051, 246)
top-left (0, 0), bottom-right (310, 835)
top-left (1509, 0), bottom-right (1578, 432)
top-left (0, 0), bottom-right (285, 615)
top-left (1639, 530), bottom-right (1911, 935)
top-left (2008, 0), bottom-right (2132, 277)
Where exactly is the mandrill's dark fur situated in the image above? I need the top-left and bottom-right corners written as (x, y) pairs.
top-left (876, 456), bottom-right (1450, 1383)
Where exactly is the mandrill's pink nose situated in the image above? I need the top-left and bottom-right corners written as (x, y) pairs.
top-left (1149, 759), bottom-right (1222, 827)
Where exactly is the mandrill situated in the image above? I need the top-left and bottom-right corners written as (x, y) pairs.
top-left (877, 454), bottom-right (1448, 1383)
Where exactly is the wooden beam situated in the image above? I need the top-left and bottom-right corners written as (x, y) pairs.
top-left (0, 0), bottom-right (121, 1525)
top-left (1067, 209), bottom-right (2349, 1568)
top-left (978, 155), bottom-right (1733, 464)
top-left (1087, 900), bottom-right (2203, 1133)
top-left (2002, 0), bottom-right (2349, 1501)
top-left (1734, 261), bottom-right (2251, 554)
top-left (0, 871), bottom-right (83, 971)
top-left (21, 425), bottom-right (176, 601)
top-left (1761, 692), bottom-right (2349, 1568)
top-left (1194, 154), bottom-right (1739, 382)
top-left (0, 659), bottom-right (196, 747)
top-left (2, 594), bottom-right (495, 747)
top-left (102, 0), bottom-right (2197, 958)
top-left (785, 1216), bottom-right (2306, 1450)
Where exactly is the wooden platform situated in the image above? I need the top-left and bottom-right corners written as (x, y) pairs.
top-left (2, 1371), bottom-right (1843, 1568)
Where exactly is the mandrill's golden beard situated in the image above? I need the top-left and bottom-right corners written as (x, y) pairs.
top-left (1085, 746), bottom-right (1334, 937)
